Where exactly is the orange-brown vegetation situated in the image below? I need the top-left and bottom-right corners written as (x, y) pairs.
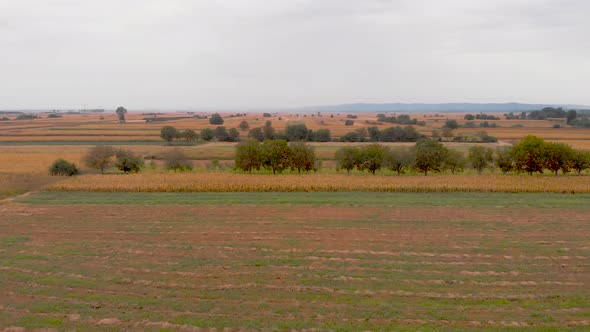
top-left (47, 173), bottom-right (590, 193)
top-left (2, 111), bottom-right (589, 144)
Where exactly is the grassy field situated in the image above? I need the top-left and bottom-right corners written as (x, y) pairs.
top-left (1, 192), bottom-right (588, 330)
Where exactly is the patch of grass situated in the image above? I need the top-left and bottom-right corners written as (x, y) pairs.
top-left (16, 315), bottom-right (65, 329)
top-left (0, 235), bottom-right (31, 245)
top-left (18, 191), bottom-right (590, 208)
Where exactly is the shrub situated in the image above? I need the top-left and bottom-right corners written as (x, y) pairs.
top-left (16, 114), bottom-right (38, 120)
top-left (239, 120), bottom-right (249, 131)
top-left (163, 149), bottom-right (193, 172)
top-left (444, 119), bottom-right (459, 129)
top-left (115, 149), bottom-right (144, 173)
top-left (84, 145), bottom-right (115, 174)
top-left (344, 119), bottom-right (354, 126)
top-left (49, 159), bottom-right (79, 176)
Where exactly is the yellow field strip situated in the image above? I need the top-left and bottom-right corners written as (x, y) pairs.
top-left (47, 173), bottom-right (590, 193)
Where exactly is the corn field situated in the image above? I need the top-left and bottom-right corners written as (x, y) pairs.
top-left (47, 173), bottom-right (590, 193)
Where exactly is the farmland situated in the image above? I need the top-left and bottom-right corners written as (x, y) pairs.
top-left (1, 192), bottom-right (589, 330)
top-left (1, 111), bottom-right (590, 330)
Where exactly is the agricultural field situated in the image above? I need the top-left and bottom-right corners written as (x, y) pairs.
top-left (2, 111), bottom-right (590, 147)
top-left (1, 110), bottom-right (590, 330)
top-left (1, 192), bottom-right (589, 330)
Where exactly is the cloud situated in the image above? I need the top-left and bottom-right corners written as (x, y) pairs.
top-left (0, 0), bottom-right (588, 109)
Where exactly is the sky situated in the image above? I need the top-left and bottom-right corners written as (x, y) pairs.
top-left (1, 0), bottom-right (589, 110)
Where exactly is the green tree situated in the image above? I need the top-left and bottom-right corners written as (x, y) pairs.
top-left (209, 113), bottom-right (224, 125)
top-left (335, 146), bottom-right (361, 174)
top-left (495, 146), bottom-right (514, 174)
top-left (228, 128), bottom-right (241, 142)
top-left (566, 110), bottom-right (577, 125)
top-left (115, 149), bottom-right (144, 173)
top-left (248, 127), bottom-right (264, 142)
top-left (413, 138), bottom-right (448, 176)
top-left (49, 159), bottom-right (79, 176)
top-left (160, 126), bottom-right (179, 142)
top-left (441, 127), bottom-right (454, 140)
top-left (444, 119), bottom-right (459, 129)
top-left (359, 144), bottom-right (386, 175)
top-left (445, 149), bottom-right (467, 175)
top-left (314, 128), bottom-right (331, 142)
top-left (571, 150), bottom-right (590, 176)
top-left (355, 128), bottom-right (368, 142)
top-left (340, 132), bottom-right (361, 142)
top-left (285, 124), bottom-right (310, 141)
top-left (261, 140), bottom-right (292, 174)
top-left (367, 126), bottom-right (381, 142)
top-left (235, 139), bottom-right (263, 173)
top-left (289, 142), bottom-right (316, 173)
top-left (511, 135), bottom-right (547, 175)
top-left (115, 106), bottom-right (127, 123)
top-left (180, 129), bottom-right (199, 142)
top-left (213, 126), bottom-right (229, 141)
top-left (200, 128), bottom-right (214, 141)
top-left (239, 120), bottom-right (249, 131)
top-left (83, 145), bottom-right (115, 174)
top-left (468, 146), bottom-right (494, 174)
top-left (384, 149), bottom-right (414, 175)
top-left (263, 121), bottom-right (275, 140)
top-left (544, 142), bottom-right (575, 175)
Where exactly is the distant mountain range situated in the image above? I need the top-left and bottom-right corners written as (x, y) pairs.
top-left (298, 103), bottom-right (590, 113)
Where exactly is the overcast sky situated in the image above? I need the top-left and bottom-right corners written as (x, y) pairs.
top-left (1, 0), bottom-right (589, 110)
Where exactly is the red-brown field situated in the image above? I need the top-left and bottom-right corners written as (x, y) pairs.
top-left (0, 192), bottom-right (589, 330)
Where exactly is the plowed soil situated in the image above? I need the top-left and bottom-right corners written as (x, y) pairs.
top-left (0, 193), bottom-right (589, 331)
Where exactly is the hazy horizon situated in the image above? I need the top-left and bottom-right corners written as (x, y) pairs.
top-left (2, 0), bottom-right (589, 109)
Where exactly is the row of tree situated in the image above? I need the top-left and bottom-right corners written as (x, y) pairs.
top-left (340, 126), bottom-right (424, 142)
top-left (235, 140), bottom-right (317, 174)
top-left (335, 140), bottom-right (479, 176)
top-left (334, 136), bottom-right (590, 176)
top-left (161, 122), bottom-right (497, 144)
top-left (377, 114), bottom-right (426, 126)
top-left (248, 122), bottom-right (332, 142)
top-left (497, 136), bottom-right (590, 175)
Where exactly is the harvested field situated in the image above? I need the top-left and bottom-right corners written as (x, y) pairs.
top-left (0, 192), bottom-right (588, 330)
top-left (47, 173), bottom-right (590, 193)
top-left (2, 111), bottom-right (588, 144)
